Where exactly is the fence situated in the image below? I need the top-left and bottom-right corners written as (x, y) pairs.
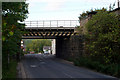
top-left (24, 20), bottom-right (79, 28)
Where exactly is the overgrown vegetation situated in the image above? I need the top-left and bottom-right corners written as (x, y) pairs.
top-left (74, 56), bottom-right (119, 77)
top-left (78, 8), bottom-right (106, 20)
top-left (2, 59), bottom-right (17, 79)
top-left (85, 11), bottom-right (120, 64)
top-left (76, 9), bottom-right (120, 77)
top-left (24, 39), bottom-right (51, 53)
top-left (2, 2), bottom-right (28, 78)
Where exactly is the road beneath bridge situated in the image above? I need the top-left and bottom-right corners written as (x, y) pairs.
top-left (18, 54), bottom-right (117, 79)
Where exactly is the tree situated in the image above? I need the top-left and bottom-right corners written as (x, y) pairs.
top-left (24, 39), bottom-right (51, 53)
top-left (85, 11), bottom-right (120, 64)
top-left (2, 2), bottom-right (28, 71)
top-left (78, 8), bottom-right (107, 20)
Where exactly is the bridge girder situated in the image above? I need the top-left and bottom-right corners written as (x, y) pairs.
top-left (22, 27), bottom-right (77, 39)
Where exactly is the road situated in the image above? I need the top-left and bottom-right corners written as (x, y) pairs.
top-left (21, 54), bottom-right (118, 79)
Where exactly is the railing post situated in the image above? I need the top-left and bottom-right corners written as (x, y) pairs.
top-left (64, 20), bottom-right (65, 26)
top-left (37, 21), bottom-right (38, 27)
top-left (57, 20), bottom-right (58, 28)
top-left (50, 20), bottom-right (51, 27)
top-left (43, 20), bottom-right (44, 27)
top-left (30, 21), bottom-right (31, 27)
top-left (70, 20), bottom-right (71, 26)
top-left (76, 20), bottom-right (77, 27)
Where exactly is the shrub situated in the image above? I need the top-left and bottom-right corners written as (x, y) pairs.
top-left (73, 57), bottom-right (120, 77)
top-left (85, 11), bottom-right (120, 64)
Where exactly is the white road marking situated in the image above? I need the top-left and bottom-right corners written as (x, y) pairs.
top-left (40, 62), bottom-right (45, 64)
top-left (30, 65), bottom-right (37, 68)
top-left (62, 72), bottom-right (73, 78)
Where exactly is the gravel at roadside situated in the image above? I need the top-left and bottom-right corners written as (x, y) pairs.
top-left (17, 62), bottom-right (27, 78)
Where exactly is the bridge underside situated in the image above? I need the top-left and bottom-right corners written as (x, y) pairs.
top-left (22, 27), bottom-right (83, 59)
top-left (22, 27), bottom-right (76, 39)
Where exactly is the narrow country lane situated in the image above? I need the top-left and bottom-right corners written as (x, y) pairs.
top-left (21, 54), bottom-right (118, 79)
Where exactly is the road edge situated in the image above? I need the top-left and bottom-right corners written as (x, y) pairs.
top-left (17, 62), bottom-right (27, 78)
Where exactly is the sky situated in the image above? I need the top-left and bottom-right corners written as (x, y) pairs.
top-left (25, 0), bottom-right (118, 21)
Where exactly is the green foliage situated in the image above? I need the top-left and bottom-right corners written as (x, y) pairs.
top-left (2, 59), bottom-right (17, 78)
top-left (74, 57), bottom-right (120, 77)
top-left (85, 11), bottom-right (120, 64)
top-left (77, 8), bottom-right (120, 77)
top-left (78, 8), bottom-right (107, 20)
top-left (79, 12), bottom-right (88, 20)
top-left (2, 2), bottom-right (28, 78)
top-left (24, 39), bottom-right (51, 53)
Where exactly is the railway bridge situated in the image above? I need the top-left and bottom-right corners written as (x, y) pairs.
top-left (22, 20), bottom-right (79, 39)
top-left (22, 20), bottom-right (83, 59)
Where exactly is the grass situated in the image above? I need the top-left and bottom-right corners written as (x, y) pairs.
top-left (2, 59), bottom-right (17, 79)
top-left (73, 57), bottom-right (120, 78)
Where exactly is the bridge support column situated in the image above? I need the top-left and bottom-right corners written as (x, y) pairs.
top-left (56, 38), bottom-right (64, 58)
top-left (56, 35), bottom-right (84, 60)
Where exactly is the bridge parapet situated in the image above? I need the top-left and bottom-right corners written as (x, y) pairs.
top-left (25, 20), bottom-right (79, 28)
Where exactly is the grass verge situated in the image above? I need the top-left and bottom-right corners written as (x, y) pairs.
top-left (2, 59), bottom-right (17, 79)
top-left (73, 57), bottom-right (120, 78)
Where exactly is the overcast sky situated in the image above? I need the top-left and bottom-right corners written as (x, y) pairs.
top-left (25, 0), bottom-right (118, 21)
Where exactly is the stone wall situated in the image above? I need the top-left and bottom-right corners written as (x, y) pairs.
top-left (56, 35), bottom-right (84, 60)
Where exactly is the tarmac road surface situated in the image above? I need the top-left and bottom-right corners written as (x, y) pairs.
top-left (21, 54), bottom-right (118, 80)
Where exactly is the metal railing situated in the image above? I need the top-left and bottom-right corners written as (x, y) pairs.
top-left (24, 20), bottom-right (79, 28)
